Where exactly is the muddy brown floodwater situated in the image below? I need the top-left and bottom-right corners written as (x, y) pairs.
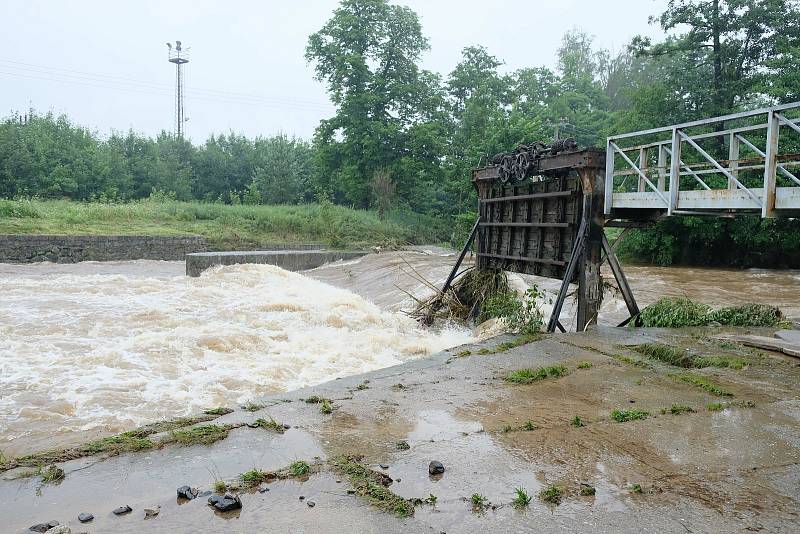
top-left (1, 250), bottom-right (799, 533)
top-left (2, 325), bottom-right (798, 533)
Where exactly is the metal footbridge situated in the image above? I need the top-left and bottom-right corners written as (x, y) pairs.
top-left (604, 102), bottom-right (800, 219)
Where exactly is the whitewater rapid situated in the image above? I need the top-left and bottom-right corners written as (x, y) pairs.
top-left (0, 263), bottom-right (474, 454)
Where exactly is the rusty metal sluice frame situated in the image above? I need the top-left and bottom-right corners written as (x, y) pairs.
top-left (454, 149), bottom-right (639, 333)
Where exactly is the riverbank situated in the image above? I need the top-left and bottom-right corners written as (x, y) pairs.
top-left (0, 199), bottom-right (448, 250)
top-left (2, 326), bottom-right (799, 533)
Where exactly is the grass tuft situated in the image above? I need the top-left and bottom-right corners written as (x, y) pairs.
top-left (320, 399), bottom-right (333, 414)
top-left (213, 479), bottom-right (227, 492)
top-left (505, 365), bottom-right (569, 384)
top-left (538, 484), bottom-right (564, 505)
top-left (395, 440), bottom-right (410, 451)
top-left (570, 415), bottom-right (585, 427)
top-left (512, 487), bottom-right (532, 508)
top-left (521, 420), bottom-right (536, 431)
top-left (495, 334), bottom-right (544, 352)
top-left (304, 396), bottom-right (331, 404)
top-left (203, 407), bottom-right (234, 416)
top-left (240, 402), bottom-right (265, 412)
top-left (169, 424), bottom-right (233, 446)
top-left (612, 354), bottom-right (651, 368)
top-left (706, 400), bottom-right (756, 411)
top-left (661, 404), bottom-right (695, 415)
top-left (577, 361), bottom-right (592, 369)
top-left (630, 483), bottom-right (643, 494)
top-left (240, 468), bottom-right (270, 486)
top-left (611, 409), bottom-right (649, 422)
top-left (252, 417), bottom-right (285, 433)
top-left (38, 464), bottom-right (65, 484)
top-left (470, 493), bottom-right (488, 511)
top-left (670, 373), bottom-right (733, 396)
top-left (289, 460), bottom-right (310, 476)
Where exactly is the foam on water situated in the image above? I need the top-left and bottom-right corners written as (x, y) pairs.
top-left (0, 264), bottom-right (474, 452)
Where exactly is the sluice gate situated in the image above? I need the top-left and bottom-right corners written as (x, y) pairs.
top-left (450, 102), bottom-right (800, 333)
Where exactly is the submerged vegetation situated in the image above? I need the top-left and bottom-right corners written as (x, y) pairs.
top-left (612, 354), bottom-right (652, 368)
top-left (631, 343), bottom-right (746, 370)
top-left (204, 407), bottom-right (234, 416)
top-left (611, 409), bottom-right (649, 422)
top-left (638, 298), bottom-right (783, 328)
top-left (331, 455), bottom-right (414, 517)
top-left (706, 400), bottom-right (756, 411)
top-left (661, 404), bottom-right (695, 415)
top-left (0, 412), bottom-right (240, 472)
top-left (251, 417), bottom-right (286, 433)
top-left (238, 460), bottom-right (317, 488)
top-left (505, 365), bottom-right (569, 384)
top-left (169, 424), bottom-right (236, 446)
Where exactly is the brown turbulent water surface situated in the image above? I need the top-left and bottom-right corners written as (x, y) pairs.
top-left (0, 251), bottom-right (797, 456)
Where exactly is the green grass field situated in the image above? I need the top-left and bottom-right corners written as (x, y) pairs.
top-left (0, 199), bottom-right (449, 250)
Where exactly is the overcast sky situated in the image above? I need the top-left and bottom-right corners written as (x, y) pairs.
top-left (0, 0), bottom-right (667, 141)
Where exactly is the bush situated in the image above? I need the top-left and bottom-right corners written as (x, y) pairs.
top-left (639, 298), bottom-right (784, 328)
top-left (708, 304), bottom-right (783, 327)
top-left (0, 200), bottom-right (40, 218)
top-left (480, 286), bottom-right (544, 335)
top-left (639, 298), bottom-right (710, 328)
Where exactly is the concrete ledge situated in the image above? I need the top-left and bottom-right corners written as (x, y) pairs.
top-left (185, 250), bottom-right (367, 277)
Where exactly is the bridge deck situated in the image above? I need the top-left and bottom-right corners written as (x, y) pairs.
top-left (611, 186), bottom-right (800, 217)
top-left (605, 102), bottom-right (800, 219)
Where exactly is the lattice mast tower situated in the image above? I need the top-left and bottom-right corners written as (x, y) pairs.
top-left (166, 41), bottom-right (189, 138)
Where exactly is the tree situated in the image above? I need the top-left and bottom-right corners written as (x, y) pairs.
top-left (370, 168), bottom-right (396, 220)
top-left (632, 0), bottom-right (800, 115)
top-left (251, 134), bottom-right (313, 204)
top-left (306, 0), bottom-right (438, 207)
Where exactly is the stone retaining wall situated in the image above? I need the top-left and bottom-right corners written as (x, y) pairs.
top-left (0, 235), bottom-right (208, 263)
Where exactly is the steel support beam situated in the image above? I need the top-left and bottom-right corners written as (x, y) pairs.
top-left (669, 128), bottom-right (681, 215)
top-left (728, 132), bottom-right (739, 190)
top-left (763, 111), bottom-right (780, 217)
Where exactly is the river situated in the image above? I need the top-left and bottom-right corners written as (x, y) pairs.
top-left (1, 250), bottom-right (798, 455)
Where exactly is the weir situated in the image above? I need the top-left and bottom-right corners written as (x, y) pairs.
top-left (185, 249), bottom-right (366, 277)
top-left (451, 102), bottom-right (800, 333)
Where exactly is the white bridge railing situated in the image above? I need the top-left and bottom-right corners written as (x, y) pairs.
top-left (604, 102), bottom-right (800, 218)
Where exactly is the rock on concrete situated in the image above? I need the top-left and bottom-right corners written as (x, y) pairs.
top-left (185, 250), bottom-right (367, 277)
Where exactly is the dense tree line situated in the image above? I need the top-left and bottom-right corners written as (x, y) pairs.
top-left (0, 115), bottom-right (314, 205)
top-left (1, 0), bottom-right (799, 265)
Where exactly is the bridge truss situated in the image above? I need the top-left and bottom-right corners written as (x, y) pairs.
top-left (605, 102), bottom-right (800, 219)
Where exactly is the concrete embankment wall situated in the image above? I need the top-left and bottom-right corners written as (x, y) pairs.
top-left (186, 250), bottom-right (366, 276)
top-left (0, 234), bottom-right (208, 263)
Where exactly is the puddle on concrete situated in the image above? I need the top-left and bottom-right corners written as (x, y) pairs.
top-left (1, 425), bottom-right (325, 532)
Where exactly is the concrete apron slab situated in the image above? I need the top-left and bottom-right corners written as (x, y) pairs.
top-left (2, 327), bottom-right (799, 533)
top-left (185, 250), bottom-right (367, 277)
